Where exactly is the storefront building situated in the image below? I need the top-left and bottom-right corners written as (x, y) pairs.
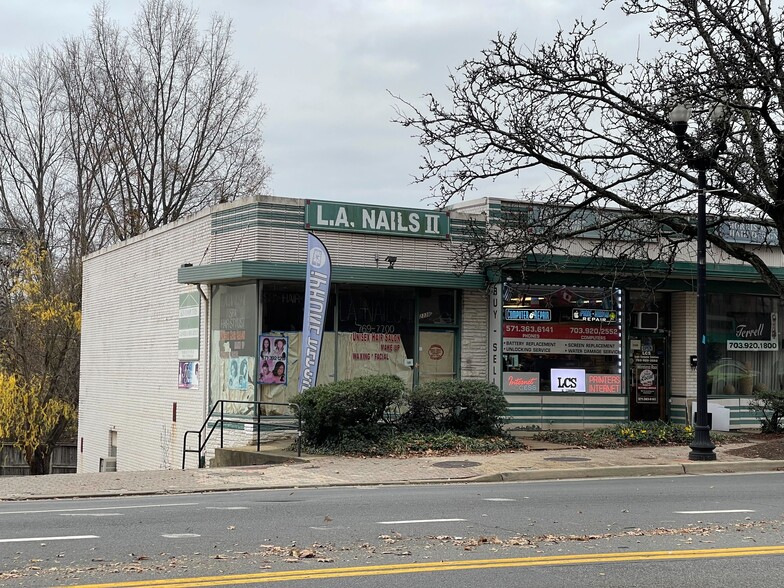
top-left (454, 197), bottom-right (784, 432)
top-left (78, 196), bottom-right (485, 472)
top-left (78, 194), bottom-right (784, 472)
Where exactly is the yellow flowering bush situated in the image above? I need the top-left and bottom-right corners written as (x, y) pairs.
top-left (0, 372), bottom-right (76, 472)
top-left (0, 240), bottom-right (80, 474)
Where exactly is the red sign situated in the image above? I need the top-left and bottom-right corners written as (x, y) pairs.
top-left (502, 371), bottom-right (540, 392)
top-left (587, 374), bottom-right (622, 394)
top-left (428, 344), bottom-right (444, 360)
top-left (503, 323), bottom-right (620, 340)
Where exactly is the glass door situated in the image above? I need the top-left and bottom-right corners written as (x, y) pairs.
top-left (629, 335), bottom-right (668, 421)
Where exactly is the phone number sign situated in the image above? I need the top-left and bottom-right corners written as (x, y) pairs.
top-left (727, 340), bottom-right (778, 351)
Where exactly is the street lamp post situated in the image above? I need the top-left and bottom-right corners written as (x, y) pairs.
top-left (669, 103), bottom-right (728, 461)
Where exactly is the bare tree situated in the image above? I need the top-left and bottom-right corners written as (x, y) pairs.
top-left (56, 37), bottom-right (116, 265)
top-left (0, 49), bottom-right (68, 255)
top-left (86, 0), bottom-right (270, 240)
top-left (395, 0), bottom-right (784, 294)
top-left (0, 0), bottom-right (270, 472)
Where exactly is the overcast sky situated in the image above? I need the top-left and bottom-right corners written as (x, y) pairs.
top-left (2, 0), bottom-right (652, 209)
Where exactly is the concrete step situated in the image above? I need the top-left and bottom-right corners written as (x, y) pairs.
top-left (210, 438), bottom-right (308, 468)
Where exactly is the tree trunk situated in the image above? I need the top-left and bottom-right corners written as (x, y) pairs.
top-left (28, 446), bottom-right (51, 475)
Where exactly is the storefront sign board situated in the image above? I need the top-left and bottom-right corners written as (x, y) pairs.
top-left (504, 308), bottom-right (551, 321)
top-left (502, 323), bottom-right (621, 355)
top-left (178, 292), bottom-right (200, 361)
top-left (572, 308), bottom-right (617, 322)
top-left (502, 371), bottom-right (540, 392)
top-left (551, 368), bottom-right (586, 392)
top-left (726, 312), bottom-right (778, 351)
top-left (305, 201), bottom-right (450, 239)
top-left (587, 374), bottom-right (622, 394)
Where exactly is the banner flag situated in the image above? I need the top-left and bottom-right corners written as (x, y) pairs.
top-left (298, 233), bottom-right (332, 393)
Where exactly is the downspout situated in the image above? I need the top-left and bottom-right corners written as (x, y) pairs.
top-left (197, 284), bottom-right (210, 424)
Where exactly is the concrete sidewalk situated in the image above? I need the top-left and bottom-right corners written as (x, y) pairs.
top-left (2, 440), bottom-right (783, 502)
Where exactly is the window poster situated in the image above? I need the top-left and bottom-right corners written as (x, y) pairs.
top-left (635, 354), bottom-right (659, 404)
top-left (178, 361), bottom-right (199, 389)
top-left (258, 334), bottom-right (289, 385)
top-left (228, 357), bottom-right (251, 390)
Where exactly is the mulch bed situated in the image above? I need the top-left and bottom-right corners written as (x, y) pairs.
top-left (723, 433), bottom-right (784, 460)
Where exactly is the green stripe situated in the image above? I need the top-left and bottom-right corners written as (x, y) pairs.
top-left (486, 254), bottom-right (784, 293)
top-left (211, 202), bottom-right (480, 239)
top-left (179, 260), bottom-right (485, 289)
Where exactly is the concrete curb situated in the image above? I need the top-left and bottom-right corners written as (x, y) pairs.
top-left (471, 460), bottom-right (784, 483)
top-left (471, 465), bottom-right (684, 482)
top-left (682, 459), bottom-right (784, 474)
top-left (3, 460), bottom-right (783, 502)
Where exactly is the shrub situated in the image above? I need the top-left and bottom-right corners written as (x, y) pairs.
top-left (292, 375), bottom-right (405, 447)
top-left (297, 431), bottom-right (523, 457)
top-left (748, 389), bottom-right (784, 433)
top-left (401, 380), bottom-right (508, 436)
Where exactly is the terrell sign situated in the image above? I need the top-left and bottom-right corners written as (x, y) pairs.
top-left (305, 200), bottom-right (450, 239)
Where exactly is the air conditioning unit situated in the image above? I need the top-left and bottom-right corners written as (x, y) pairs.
top-left (634, 312), bottom-right (659, 330)
top-left (99, 457), bottom-right (117, 472)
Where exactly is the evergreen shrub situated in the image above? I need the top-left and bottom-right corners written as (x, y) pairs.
top-left (292, 375), bottom-right (405, 447)
top-left (401, 380), bottom-right (508, 436)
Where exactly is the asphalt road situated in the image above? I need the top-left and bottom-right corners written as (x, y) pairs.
top-left (2, 472), bottom-right (783, 587)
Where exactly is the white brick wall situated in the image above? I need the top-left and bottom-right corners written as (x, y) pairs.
top-left (78, 211), bottom-right (212, 473)
top-left (670, 291), bottom-right (696, 404)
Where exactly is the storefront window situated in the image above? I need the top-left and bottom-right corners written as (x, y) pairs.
top-left (258, 283), bottom-right (335, 410)
top-left (706, 293), bottom-right (781, 395)
top-left (209, 283), bottom-right (258, 414)
top-left (336, 286), bottom-right (415, 385)
top-left (501, 285), bottom-right (622, 393)
top-left (418, 289), bottom-right (456, 325)
top-left (255, 283), bottom-right (421, 408)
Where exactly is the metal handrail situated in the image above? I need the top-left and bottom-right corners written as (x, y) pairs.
top-left (182, 400), bottom-right (301, 469)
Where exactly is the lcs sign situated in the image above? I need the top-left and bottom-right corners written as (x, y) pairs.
top-left (551, 369), bottom-right (586, 393)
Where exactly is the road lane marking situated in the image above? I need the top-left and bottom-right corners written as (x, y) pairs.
top-left (675, 509), bottom-right (755, 514)
top-left (377, 518), bottom-right (466, 524)
top-left (0, 535), bottom-right (98, 544)
top-left (483, 498), bottom-right (516, 502)
top-left (60, 513), bottom-right (124, 517)
top-left (57, 544), bottom-right (784, 587)
top-left (0, 502), bottom-right (199, 515)
top-left (205, 507), bottom-right (249, 510)
top-left (162, 534), bottom-right (201, 538)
